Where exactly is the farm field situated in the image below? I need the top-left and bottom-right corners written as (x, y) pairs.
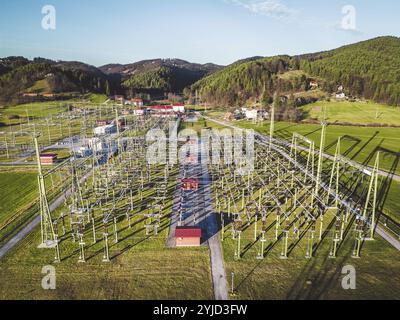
top-left (0, 170), bottom-right (38, 226)
top-left (302, 101), bottom-right (400, 126)
top-left (0, 230), bottom-right (213, 300)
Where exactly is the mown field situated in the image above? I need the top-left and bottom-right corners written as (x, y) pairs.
top-left (224, 232), bottom-right (400, 300)
top-left (0, 230), bottom-right (213, 300)
top-left (0, 170), bottom-right (38, 226)
top-left (301, 100), bottom-right (400, 126)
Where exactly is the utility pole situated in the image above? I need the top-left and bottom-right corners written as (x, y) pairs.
top-left (115, 108), bottom-right (121, 153)
top-left (34, 134), bottom-right (57, 249)
top-left (363, 152), bottom-right (380, 240)
top-left (269, 94), bottom-right (276, 152)
top-left (315, 122), bottom-right (327, 197)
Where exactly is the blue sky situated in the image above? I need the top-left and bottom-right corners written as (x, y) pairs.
top-left (0, 0), bottom-right (399, 66)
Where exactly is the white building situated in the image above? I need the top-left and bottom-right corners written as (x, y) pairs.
top-left (172, 104), bottom-right (185, 113)
top-left (336, 92), bottom-right (346, 100)
top-left (93, 124), bottom-right (117, 136)
top-left (245, 109), bottom-right (258, 120)
top-left (87, 138), bottom-right (118, 154)
top-left (133, 108), bottom-right (145, 116)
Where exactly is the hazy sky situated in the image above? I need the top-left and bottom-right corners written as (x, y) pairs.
top-left (0, 0), bottom-right (399, 66)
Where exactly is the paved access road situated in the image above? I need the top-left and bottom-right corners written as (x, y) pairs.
top-left (167, 140), bottom-right (229, 300)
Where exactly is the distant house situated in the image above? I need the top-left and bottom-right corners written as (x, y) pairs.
top-left (336, 92), bottom-right (347, 100)
top-left (131, 98), bottom-right (144, 108)
top-left (258, 110), bottom-right (269, 119)
top-left (40, 154), bottom-right (57, 165)
top-left (149, 105), bottom-right (176, 118)
top-left (87, 138), bottom-right (118, 154)
top-left (175, 227), bottom-right (202, 247)
top-left (245, 109), bottom-right (258, 120)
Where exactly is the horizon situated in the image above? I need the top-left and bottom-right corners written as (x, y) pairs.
top-left (1, 1), bottom-right (400, 67)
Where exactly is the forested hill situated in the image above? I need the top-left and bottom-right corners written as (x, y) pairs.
top-left (190, 36), bottom-right (400, 107)
top-left (0, 57), bottom-right (222, 104)
top-left (101, 59), bottom-right (223, 95)
top-left (1, 37), bottom-right (399, 106)
top-left (0, 57), bottom-right (114, 104)
top-left (300, 36), bottom-right (400, 106)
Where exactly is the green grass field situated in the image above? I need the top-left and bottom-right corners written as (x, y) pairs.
top-left (0, 230), bottom-right (213, 300)
top-left (224, 232), bottom-right (400, 300)
top-left (0, 170), bottom-right (37, 227)
top-left (302, 100), bottom-right (400, 126)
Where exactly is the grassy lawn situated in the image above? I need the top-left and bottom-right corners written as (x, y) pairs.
top-left (0, 170), bottom-right (38, 227)
top-left (86, 93), bottom-right (108, 104)
top-left (0, 102), bottom-right (69, 124)
top-left (302, 100), bottom-right (400, 126)
top-left (224, 232), bottom-right (400, 300)
top-left (0, 231), bottom-right (213, 300)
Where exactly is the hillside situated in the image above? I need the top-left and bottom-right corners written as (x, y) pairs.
top-left (100, 58), bottom-right (222, 78)
top-left (101, 58), bottom-right (223, 95)
top-left (300, 36), bottom-right (400, 105)
top-left (190, 55), bottom-right (309, 106)
top-left (0, 57), bottom-right (222, 104)
top-left (190, 36), bottom-right (400, 107)
top-left (1, 37), bottom-right (400, 106)
top-left (0, 58), bottom-right (114, 104)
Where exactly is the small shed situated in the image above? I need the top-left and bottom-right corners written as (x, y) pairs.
top-left (40, 154), bottom-right (57, 165)
top-left (175, 227), bottom-right (202, 247)
top-left (182, 179), bottom-right (199, 191)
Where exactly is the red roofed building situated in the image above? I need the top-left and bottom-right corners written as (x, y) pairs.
top-left (131, 98), bottom-right (144, 108)
top-left (175, 227), bottom-right (202, 247)
top-left (40, 154), bottom-right (58, 165)
top-left (149, 105), bottom-right (176, 118)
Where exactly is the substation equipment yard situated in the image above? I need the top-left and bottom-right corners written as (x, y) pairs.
top-left (0, 102), bottom-right (399, 300)
top-left (209, 123), bottom-right (380, 261)
top-left (34, 115), bottom-right (178, 264)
